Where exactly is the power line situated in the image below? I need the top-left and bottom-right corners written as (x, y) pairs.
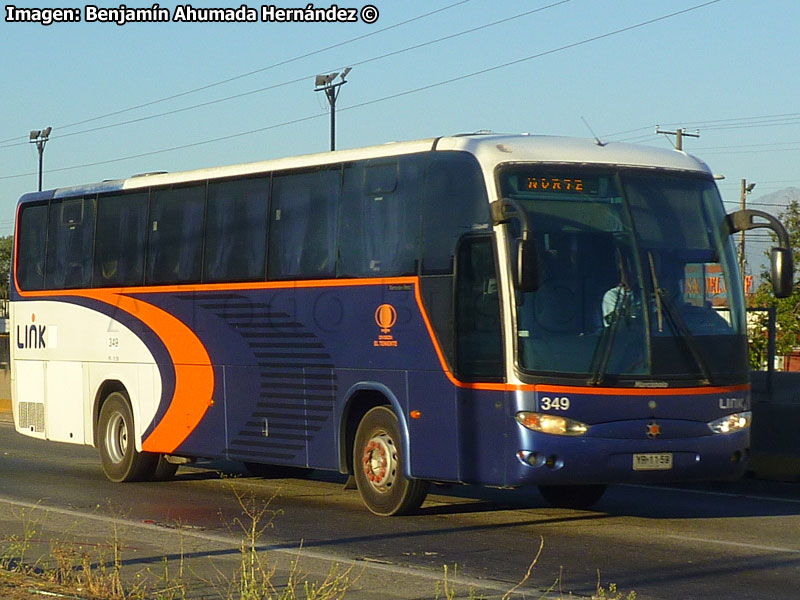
top-left (672, 111), bottom-right (800, 130)
top-left (0, 112), bottom-right (329, 180)
top-left (0, 1), bottom-right (572, 151)
top-left (719, 178), bottom-right (800, 187)
top-left (695, 140), bottom-right (800, 152)
top-left (0, 0), bottom-right (475, 146)
top-left (723, 201), bottom-right (799, 209)
top-left (600, 125), bottom-right (652, 139)
top-left (603, 112), bottom-right (800, 145)
top-left (691, 145), bottom-right (800, 156)
top-left (0, 0), bottom-right (725, 182)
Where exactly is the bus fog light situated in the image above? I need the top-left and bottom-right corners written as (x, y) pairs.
top-left (707, 411), bottom-right (751, 434)
top-left (517, 450), bottom-right (541, 466)
top-left (516, 412), bottom-right (588, 436)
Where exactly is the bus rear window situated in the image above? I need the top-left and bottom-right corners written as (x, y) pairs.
top-left (16, 203), bottom-right (48, 291)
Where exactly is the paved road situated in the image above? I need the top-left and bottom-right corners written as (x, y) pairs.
top-left (1, 421), bottom-right (800, 599)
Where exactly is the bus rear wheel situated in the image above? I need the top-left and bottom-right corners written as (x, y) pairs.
top-left (353, 406), bottom-right (428, 516)
top-left (538, 484), bottom-right (607, 509)
top-left (98, 391), bottom-right (158, 482)
top-left (153, 455), bottom-right (179, 481)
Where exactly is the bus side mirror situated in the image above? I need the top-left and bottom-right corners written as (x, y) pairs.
top-left (491, 198), bottom-right (539, 292)
top-left (517, 238), bottom-right (539, 292)
top-left (726, 209), bottom-right (795, 298)
top-left (771, 247), bottom-right (794, 298)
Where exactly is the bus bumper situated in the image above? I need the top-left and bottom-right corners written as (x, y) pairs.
top-left (508, 428), bottom-right (749, 486)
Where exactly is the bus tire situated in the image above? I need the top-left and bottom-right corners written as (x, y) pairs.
top-left (353, 406), bottom-right (428, 516)
top-left (98, 391), bottom-right (158, 483)
top-left (152, 455), bottom-right (179, 481)
top-left (538, 484), bottom-right (607, 509)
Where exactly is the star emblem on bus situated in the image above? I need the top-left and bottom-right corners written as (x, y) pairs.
top-left (646, 422), bottom-right (661, 439)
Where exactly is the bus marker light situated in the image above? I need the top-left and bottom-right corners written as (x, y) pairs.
top-left (410, 410), bottom-right (421, 419)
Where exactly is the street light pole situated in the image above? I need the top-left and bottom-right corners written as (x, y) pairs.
top-left (740, 179), bottom-right (756, 292)
top-left (29, 127), bottom-right (52, 191)
top-left (314, 68), bottom-right (351, 151)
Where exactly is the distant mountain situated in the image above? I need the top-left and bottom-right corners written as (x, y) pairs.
top-left (744, 187), bottom-right (800, 282)
top-left (751, 187), bottom-right (800, 212)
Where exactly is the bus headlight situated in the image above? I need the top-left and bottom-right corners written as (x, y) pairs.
top-left (516, 412), bottom-right (589, 436)
top-left (707, 411), bottom-right (751, 434)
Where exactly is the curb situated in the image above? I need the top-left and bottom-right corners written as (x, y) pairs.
top-left (0, 399), bottom-right (11, 424)
top-left (0, 399), bottom-right (11, 425)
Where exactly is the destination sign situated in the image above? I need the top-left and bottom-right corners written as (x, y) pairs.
top-left (526, 177), bottom-right (584, 192)
top-left (500, 169), bottom-right (615, 200)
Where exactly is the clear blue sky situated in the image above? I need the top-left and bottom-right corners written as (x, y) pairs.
top-left (2, 0), bottom-right (799, 267)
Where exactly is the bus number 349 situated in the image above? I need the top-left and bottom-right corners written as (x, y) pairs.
top-left (539, 397), bottom-right (570, 411)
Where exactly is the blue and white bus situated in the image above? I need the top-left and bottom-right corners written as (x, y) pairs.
top-left (10, 133), bottom-right (792, 515)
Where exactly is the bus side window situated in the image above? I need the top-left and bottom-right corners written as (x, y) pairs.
top-left (338, 155), bottom-right (424, 277)
top-left (268, 168), bottom-right (340, 280)
top-left (45, 198), bottom-right (96, 290)
top-left (146, 186), bottom-right (205, 285)
top-left (455, 236), bottom-right (504, 381)
top-left (422, 153), bottom-right (490, 275)
top-left (93, 192), bottom-right (148, 287)
top-left (16, 203), bottom-right (48, 291)
top-left (205, 178), bottom-right (268, 282)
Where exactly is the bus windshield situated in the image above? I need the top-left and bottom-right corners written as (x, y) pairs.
top-left (500, 167), bottom-right (747, 384)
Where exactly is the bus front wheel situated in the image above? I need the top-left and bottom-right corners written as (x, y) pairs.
top-left (353, 406), bottom-right (429, 516)
top-left (98, 392), bottom-right (158, 482)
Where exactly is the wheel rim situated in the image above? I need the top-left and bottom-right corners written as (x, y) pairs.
top-left (361, 431), bottom-right (398, 493)
top-left (104, 412), bottom-right (127, 464)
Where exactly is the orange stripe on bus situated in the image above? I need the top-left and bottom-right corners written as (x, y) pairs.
top-left (15, 275), bottom-right (420, 297)
top-left (16, 277), bottom-right (749, 402)
top-left (412, 279), bottom-right (511, 391)
top-left (79, 291), bottom-right (214, 454)
top-left (532, 383), bottom-right (750, 396)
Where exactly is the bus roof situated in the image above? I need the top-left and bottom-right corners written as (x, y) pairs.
top-left (19, 133), bottom-right (714, 203)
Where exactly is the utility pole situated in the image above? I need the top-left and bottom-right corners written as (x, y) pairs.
top-left (655, 126), bottom-right (700, 151)
top-left (740, 179), bottom-right (756, 292)
top-left (314, 67), bottom-right (351, 151)
top-left (29, 127), bottom-right (52, 191)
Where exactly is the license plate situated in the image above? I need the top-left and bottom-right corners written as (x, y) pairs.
top-left (633, 453), bottom-right (673, 471)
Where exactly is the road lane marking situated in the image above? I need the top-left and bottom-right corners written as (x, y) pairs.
top-left (0, 495), bottom-right (531, 596)
top-left (665, 534), bottom-right (800, 555)
top-left (622, 483), bottom-right (800, 505)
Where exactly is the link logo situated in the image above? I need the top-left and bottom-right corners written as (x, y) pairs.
top-left (719, 396), bottom-right (749, 411)
top-left (16, 314), bottom-right (46, 349)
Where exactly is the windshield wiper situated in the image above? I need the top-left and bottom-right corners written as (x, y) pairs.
top-left (647, 251), bottom-right (712, 385)
top-left (648, 252), bottom-right (664, 333)
top-left (588, 285), bottom-right (630, 385)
